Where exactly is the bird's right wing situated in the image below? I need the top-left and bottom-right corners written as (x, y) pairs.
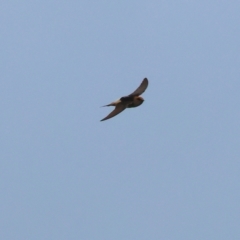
top-left (128, 78), bottom-right (148, 96)
top-left (100, 104), bottom-right (126, 121)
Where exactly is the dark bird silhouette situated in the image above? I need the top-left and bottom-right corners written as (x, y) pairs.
top-left (101, 78), bottom-right (149, 121)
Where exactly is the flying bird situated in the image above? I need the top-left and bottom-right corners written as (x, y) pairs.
top-left (100, 78), bottom-right (149, 121)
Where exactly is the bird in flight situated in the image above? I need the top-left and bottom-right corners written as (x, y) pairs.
top-left (100, 78), bottom-right (149, 121)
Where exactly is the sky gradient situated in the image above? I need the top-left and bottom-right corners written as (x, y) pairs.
top-left (1, 1), bottom-right (240, 239)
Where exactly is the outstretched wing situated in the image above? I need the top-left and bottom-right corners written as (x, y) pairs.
top-left (128, 78), bottom-right (148, 97)
top-left (100, 104), bottom-right (126, 121)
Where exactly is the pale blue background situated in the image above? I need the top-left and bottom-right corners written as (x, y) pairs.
top-left (1, 1), bottom-right (240, 239)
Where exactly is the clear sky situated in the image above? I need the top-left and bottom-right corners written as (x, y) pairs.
top-left (1, 1), bottom-right (240, 239)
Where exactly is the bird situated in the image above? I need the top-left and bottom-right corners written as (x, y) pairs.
top-left (100, 78), bottom-right (149, 121)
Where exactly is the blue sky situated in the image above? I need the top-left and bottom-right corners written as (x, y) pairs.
top-left (1, 1), bottom-right (240, 239)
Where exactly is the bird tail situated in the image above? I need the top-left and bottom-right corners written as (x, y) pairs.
top-left (101, 104), bottom-right (112, 107)
top-left (101, 99), bottom-right (121, 107)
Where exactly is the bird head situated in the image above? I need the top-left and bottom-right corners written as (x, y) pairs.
top-left (134, 96), bottom-right (144, 106)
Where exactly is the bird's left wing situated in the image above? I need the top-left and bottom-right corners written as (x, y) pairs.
top-left (128, 78), bottom-right (148, 96)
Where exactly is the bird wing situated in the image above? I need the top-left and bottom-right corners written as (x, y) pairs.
top-left (100, 104), bottom-right (126, 121)
top-left (128, 78), bottom-right (148, 96)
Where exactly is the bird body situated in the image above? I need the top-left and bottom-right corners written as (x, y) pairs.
top-left (101, 78), bottom-right (148, 121)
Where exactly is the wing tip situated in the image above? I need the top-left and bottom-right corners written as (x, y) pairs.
top-left (143, 77), bottom-right (148, 83)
